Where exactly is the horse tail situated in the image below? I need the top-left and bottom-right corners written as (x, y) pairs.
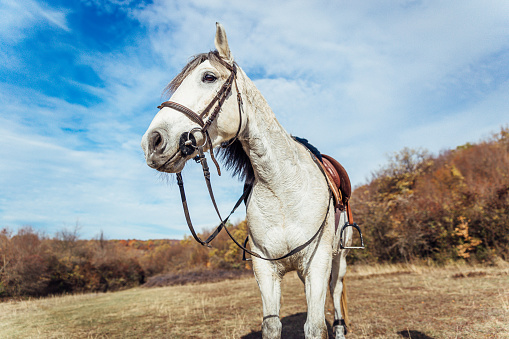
top-left (340, 277), bottom-right (349, 327)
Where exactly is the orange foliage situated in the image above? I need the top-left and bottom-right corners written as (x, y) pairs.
top-left (351, 126), bottom-right (509, 264)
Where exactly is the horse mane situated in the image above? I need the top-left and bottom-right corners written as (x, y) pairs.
top-left (164, 51), bottom-right (226, 97)
top-left (164, 51), bottom-right (255, 186)
top-left (217, 140), bottom-right (255, 186)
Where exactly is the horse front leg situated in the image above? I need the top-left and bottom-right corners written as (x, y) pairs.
top-left (303, 250), bottom-right (332, 339)
top-left (253, 259), bottom-right (283, 339)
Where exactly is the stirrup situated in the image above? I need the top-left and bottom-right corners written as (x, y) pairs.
top-left (339, 223), bottom-right (365, 249)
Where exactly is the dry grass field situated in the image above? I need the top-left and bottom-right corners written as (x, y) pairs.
top-left (1, 263), bottom-right (508, 338)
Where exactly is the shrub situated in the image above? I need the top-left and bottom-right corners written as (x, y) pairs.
top-left (349, 127), bottom-right (509, 264)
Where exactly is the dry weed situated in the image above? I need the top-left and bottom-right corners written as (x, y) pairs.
top-left (1, 264), bottom-right (508, 338)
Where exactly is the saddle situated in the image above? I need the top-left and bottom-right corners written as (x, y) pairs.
top-left (320, 155), bottom-right (350, 208)
top-left (318, 154), bottom-right (354, 224)
top-left (316, 154), bottom-right (364, 249)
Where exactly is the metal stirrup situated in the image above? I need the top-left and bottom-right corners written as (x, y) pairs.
top-left (339, 222), bottom-right (365, 249)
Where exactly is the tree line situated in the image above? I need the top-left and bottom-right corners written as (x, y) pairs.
top-left (0, 221), bottom-right (249, 298)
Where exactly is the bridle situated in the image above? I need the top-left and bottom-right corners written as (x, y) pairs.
top-left (157, 57), bottom-right (243, 175)
top-left (157, 57), bottom-right (333, 261)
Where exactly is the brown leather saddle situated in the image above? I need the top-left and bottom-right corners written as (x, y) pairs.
top-left (321, 155), bottom-right (350, 209)
top-left (317, 154), bottom-right (364, 249)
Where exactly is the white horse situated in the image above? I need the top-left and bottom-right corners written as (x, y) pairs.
top-left (141, 23), bottom-right (352, 339)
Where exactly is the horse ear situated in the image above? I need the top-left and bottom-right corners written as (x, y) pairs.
top-left (214, 22), bottom-right (233, 63)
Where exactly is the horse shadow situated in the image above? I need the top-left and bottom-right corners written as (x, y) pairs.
top-left (240, 313), bottom-right (435, 339)
top-left (241, 312), bottom-right (334, 339)
top-left (397, 330), bottom-right (435, 339)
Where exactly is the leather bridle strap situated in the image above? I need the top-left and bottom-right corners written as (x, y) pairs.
top-left (201, 69), bottom-right (236, 126)
top-left (175, 143), bottom-right (333, 260)
top-left (157, 101), bottom-right (222, 175)
top-left (157, 101), bottom-right (205, 128)
top-left (159, 60), bottom-right (245, 247)
top-left (157, 62), bottom-right (243, 173)
top-left (157, 63), bottom-right (239, 140)
top-left (176, 164), bottom-right (251, 247)
top-left (196, 146), bottom-right (224, 223)
top-left (175, 147), bottom-right (221, 247)
top-left (176, 172), bottom-right (208, 246)
top-left (176, 142), bottom-right (252, 247)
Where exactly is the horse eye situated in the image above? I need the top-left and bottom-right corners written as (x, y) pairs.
top-left (202, 73), bottom-right (217, 83)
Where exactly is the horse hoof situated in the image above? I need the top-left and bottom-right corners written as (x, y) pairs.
top-left (334, 327), bottom-right (346, 339)
top-left (333, 322), bottom-right (347, 339)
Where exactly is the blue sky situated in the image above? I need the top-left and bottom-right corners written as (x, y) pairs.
top-left (1, 0), bottom-right (508, 240)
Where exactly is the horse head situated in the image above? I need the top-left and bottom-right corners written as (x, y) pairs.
top-left (141, 23), bottom-right (244, 173)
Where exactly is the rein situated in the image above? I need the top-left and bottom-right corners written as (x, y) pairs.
top-left (239, 151), bottom-right (333, 261)
top-left (158, 58), bottom-right (333, 261)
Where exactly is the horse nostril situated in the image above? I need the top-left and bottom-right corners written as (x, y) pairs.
top-left (154, 133), bottom-right (162, 148)
top-left (150, 130), bottom-right (165, 153)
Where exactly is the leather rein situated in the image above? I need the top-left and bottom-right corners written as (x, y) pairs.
top-left (158, 59), bottom-right (332, 261)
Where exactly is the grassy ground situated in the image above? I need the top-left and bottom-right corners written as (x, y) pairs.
top-left (1, 263), bottom-right (508, 338)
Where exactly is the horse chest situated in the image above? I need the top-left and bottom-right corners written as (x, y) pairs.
top-left (246, 183), bottom-right (325, 251)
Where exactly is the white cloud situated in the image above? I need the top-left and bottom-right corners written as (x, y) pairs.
top-left (0, 0), bottom-right (69, 42)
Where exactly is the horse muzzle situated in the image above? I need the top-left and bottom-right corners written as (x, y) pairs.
top-left (178, 127), bottom-right (207, 157)
top-left (142, 127), bottom-right (206, 171)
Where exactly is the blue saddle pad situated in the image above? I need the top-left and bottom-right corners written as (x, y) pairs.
top-left (293, 136), bottom-right (322, 162)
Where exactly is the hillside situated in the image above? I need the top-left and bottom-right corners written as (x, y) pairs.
top-left (0, 222), bottom-right (250, 298)
top-left (1, 127), bottom-right (508, 299)
top-left (349, 127), bottom-right (509, 264)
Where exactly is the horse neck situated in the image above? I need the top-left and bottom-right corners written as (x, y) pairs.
top-left (238, 73), bottom-right (307, 186)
